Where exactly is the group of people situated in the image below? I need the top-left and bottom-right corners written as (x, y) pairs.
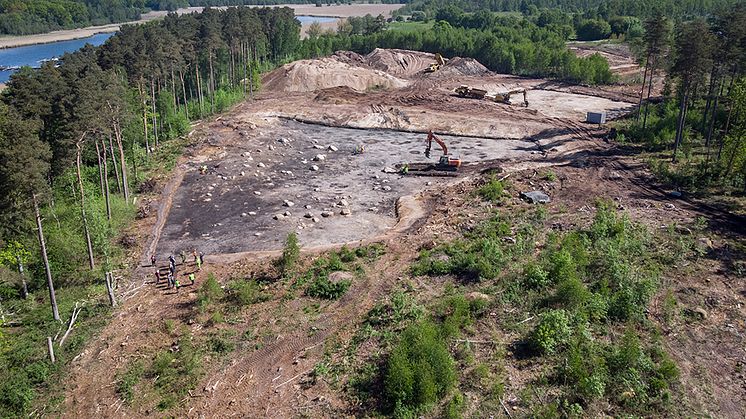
top-left (150, 249), bottom-right (205, 293)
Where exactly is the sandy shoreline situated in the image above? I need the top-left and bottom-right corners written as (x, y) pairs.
top-left (0, 4), bottom-right (402, 49)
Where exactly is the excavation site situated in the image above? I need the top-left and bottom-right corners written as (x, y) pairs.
top-left (154, 49), bottom-right (636, 258)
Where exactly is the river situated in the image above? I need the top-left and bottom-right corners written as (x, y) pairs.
top-left (0, 15), bottom-right (338, 83)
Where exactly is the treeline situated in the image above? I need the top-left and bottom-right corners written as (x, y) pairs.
top-left (621, 6), bottom-right (746, 192)
top-left (0, 0), bottom-right (145, 35)
top-left (302, 12), bottom-right (614, 84)
top-left (399, 0), bottom-right (742, 20)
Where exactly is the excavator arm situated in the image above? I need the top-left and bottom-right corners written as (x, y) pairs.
top-left (425, 130), bottom-right (448, 158)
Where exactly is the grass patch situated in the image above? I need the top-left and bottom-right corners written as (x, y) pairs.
top-left (116, 360), bottom-right (145, 403)
top-left (148, 334), bottom-right (202, 411)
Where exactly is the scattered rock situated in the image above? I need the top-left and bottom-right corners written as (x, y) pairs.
top-left (340, 208), bottom-right (351, 216)
top-left (664, 203), bottom-right (676, 210)
top-left (312, 217), bottom-right (320, 223)
top-left (675, 225), bottom-right (692, 235)
top-left (329, 271), bottom-right (354, 284)
top-left (241, 212), bottom-right (248, 217)
top-left (321, 211), bottom-right (333, 217)
top-left (502, 236), bottom-right (517, 244)
top-left (313, 144), bottom-right (324, 150)
top-left (466, 292), bottom-right (492, 303)
top-left (283, 211), bottom-right (292, 217)
top-left (248, 211), bottom-right (257, 216)
top-left (382, 166), bottom-right (398, 173)
top-left (339, 199), bottom-right (349, 207)
top-left (257, 162), bottom-right (265, 168)
top-left (273, 214), bottom-right (285, 220)
top-left (304, 212), bottom-right (313, 218)
top-left (697, 237), bottom-right (714, 250)
top-left (313, 154), bottom-right (326, 162)
top-left (328, 145), bottom-right (338, 152)
top-left (311, 165), bottom-right (319, 171)
top-left (520, 190), bottom-right (551, 204)
top-left (382, 185), bottom-right (392, 191)
top-left (254, 232), bottom-right (262, 236)
top-left (240, 171), bottom-right (245, 176)
top-left (254, 191), bottom-right (262, 196)
top-left (283, 200), bottom-right (295, 207)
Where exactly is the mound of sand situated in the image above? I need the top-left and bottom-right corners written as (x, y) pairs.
top-left (263, 57), bottom-right (409, 93)
top-left (365, 48), bottom-right (436, 77)
top-left (437, 57), bottom-right (490, 77)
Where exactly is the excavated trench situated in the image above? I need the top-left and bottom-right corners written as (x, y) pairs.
top-left (155, 119), bottom-right (541, 257)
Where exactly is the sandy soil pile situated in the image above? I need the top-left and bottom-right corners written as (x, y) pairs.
top-left (365, 48), bottom-right (436, 77)
top-left (263, 56), bottom-right (409, 92)
top-left (437, 57), bottom-right (490, 77)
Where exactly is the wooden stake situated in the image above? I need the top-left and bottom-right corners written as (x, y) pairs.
top-left (47, 337), bottom-right (55, 363)
top-left (105, 272), bottom-right (117, 307)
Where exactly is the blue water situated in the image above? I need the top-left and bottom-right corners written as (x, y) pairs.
top-left (0, 32), bottom-right (114, 82)
top-left (0, 15), bottom-right (335, 83)
top-left (297, 15), bottom-right (338, 24)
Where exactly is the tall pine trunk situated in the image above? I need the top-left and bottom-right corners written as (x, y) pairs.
top-left (76, 140), bottom-right (95, 270)
top-left (101, 140), bottom-right (112, 221)
top-left (672, 86), bottom-right (689, 162)
top-left (637, 55), bottom-right (651, 121)
top-left (112, 118), bottom-right (130, 204)
top-left (196, 62), bottom-right (204, 117)
top-left (33, 193), bottom-right (59, 321)
top-left (179, 69), bottom-right (189, 120)
top-left (107, 134), bottom-right (122, 194)
top-left (139, 82), bottom-right (149, 154)
top-left (642, 57), bottom-right (656, 129)
top-left (208, 52), bottom-right (216, 113)
top-left (151, 79), bottom-right (159, 150)
top-left (16, 256), bottom-right (28, 299)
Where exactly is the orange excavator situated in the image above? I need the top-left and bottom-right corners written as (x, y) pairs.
top-left (399, 130), bottom-right (461, 176)
top-left (425, 130), bottom-right (461, 169)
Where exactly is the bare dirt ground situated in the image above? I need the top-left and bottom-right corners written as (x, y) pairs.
top-left (60, 47), bottom-right (745, 418)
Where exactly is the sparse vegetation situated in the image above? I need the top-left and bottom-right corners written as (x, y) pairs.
top-left (278, 232), bottom-right (301, 278)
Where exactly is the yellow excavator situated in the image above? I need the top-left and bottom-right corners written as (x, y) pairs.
top-left (455, 85), bottom-right (529, 107)
top-left (424, 53), bottom-right (446, 73)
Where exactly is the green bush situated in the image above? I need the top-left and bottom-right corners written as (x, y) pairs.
top-left (530, 309), bottom-right (571, 354)
top-left (477, 177), bottom-right (505, 203)
top-left (226, 279), bottom-right (265, 306)
top-left (306, 275), bottom-right (351, 300)
top-left (384, 321), bottom-right (456, 415)
top-left (197, 273), bottom-right (224, 311)
top-left (278, 232), bottom-right (300, 277)
top-left (523, 262), bottom-right (549, 288)
top-left (553, 277), bottom-right (590, 310)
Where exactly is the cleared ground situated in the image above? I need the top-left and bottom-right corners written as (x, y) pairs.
top-left (154, 49), bottom-right (635, 259)
top-left (158, 120), bottom-right (539, 256)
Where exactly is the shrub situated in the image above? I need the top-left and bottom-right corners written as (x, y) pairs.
top-left (226, 279), bottom-right (264, 306)
top-left (384, 321), bottom-right (456, 415)
top-left (306, 275), bottom-right (350, 300)
top-left (548, 249), bottom-right (578, 284)
top-left (530, 309), bottom-right (571, 354)
top-left (197, 273), bottom-right (223, 311)
top-left (553, 277), bottom-right (590, 310)
top-left (477, 177), bottom-right (506, 203)
top-left (523, 262), bottom-right (550, 288)
top-left (278, 232), bottom-right (300, 277)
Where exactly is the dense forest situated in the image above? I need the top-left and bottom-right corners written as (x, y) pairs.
top-left (399, 0), bottom-right (744, 19)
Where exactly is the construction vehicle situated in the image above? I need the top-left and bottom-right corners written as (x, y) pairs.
top-left (424, 53), bottom-right (446, 73)
top-left (455, 85), bottom-right (488, 99)
top-left (399, 130), bottom-right (461, 176)
top-left (455, 85), bottom-right (529, 107)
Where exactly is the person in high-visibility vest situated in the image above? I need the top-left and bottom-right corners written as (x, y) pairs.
top-left (189, 273), bottom-right (195, 285)
top-left (174, 278), bottom-right (181, 293)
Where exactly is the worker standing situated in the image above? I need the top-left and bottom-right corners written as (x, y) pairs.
top-left (189, 273), bottom-right (196, 285)
top-left (180, 250), bottom-right (187, 265)
top-left (154, 269), bottom-right (160, 285)
top-left (150, 254), bottom-right (156, 266)
top-left (167, 271), bottom-right (174, 288)
top-left (174, 277), bottom-right (181, 293)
